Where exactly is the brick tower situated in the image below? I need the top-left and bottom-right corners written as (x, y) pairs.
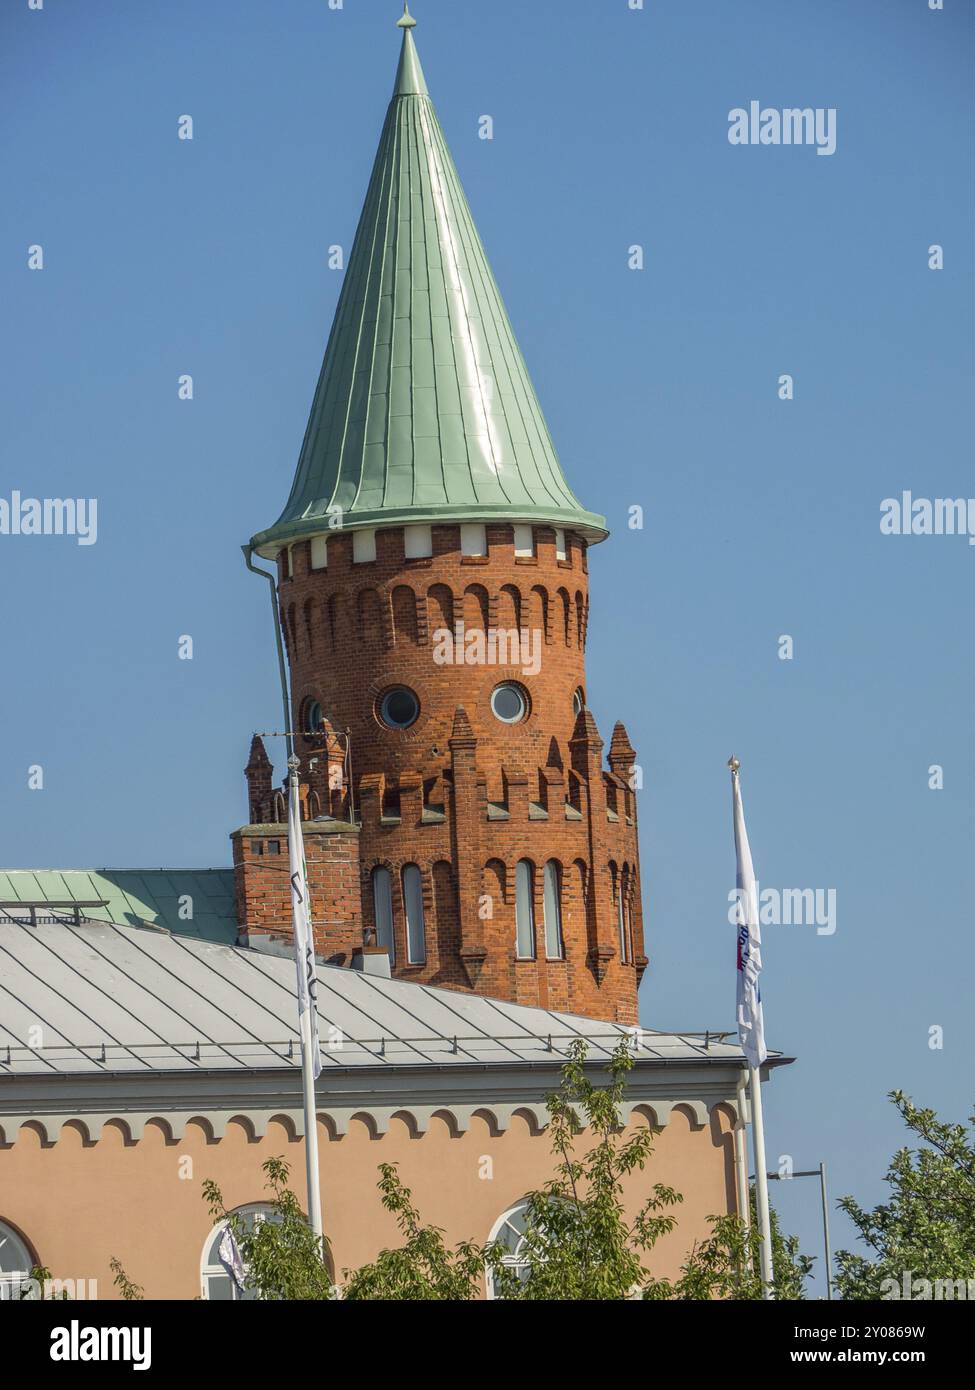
top-left (235, 8), bottom-right (647, 1024)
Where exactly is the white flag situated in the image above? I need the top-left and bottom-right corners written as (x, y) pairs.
top-left (218, 1224), bottom-right (246, 1291)
top-left (288, 773), bottom-right (322, 1079)
top-left (732, 769), bottom-right (767, 1069)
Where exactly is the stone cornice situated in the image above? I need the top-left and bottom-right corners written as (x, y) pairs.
top-left (0, 1056), bottom-right (790, 1146)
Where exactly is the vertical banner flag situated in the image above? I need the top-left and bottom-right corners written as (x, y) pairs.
top-left (218, 1224), bottom-right (246, 1292)
top-left (732, 765), bottom-right (767, 1070)
top-left (288, 772), bottom-right (323, 1079)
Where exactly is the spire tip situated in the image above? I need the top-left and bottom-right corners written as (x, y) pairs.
top-left (728, 755), bottom-right (741, 775)
top-left (397, 2), bottom-right (416, 28)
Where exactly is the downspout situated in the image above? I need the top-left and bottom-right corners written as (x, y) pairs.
top-left (242, 544), bottom-right (294, 762)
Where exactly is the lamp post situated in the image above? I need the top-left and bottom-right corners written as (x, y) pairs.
top-left (765, 1161), bottom-right (834, 1299)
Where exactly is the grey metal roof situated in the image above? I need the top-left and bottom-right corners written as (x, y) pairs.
top-left (0, 869), bottom-right (237, 944)
top-left (0, 919), bottom-right (749, 1078)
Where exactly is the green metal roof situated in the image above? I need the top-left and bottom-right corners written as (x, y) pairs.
top-left (251, 9), bottom-right (606, 556)
top-left (0, 869), bottom-right (237, 945)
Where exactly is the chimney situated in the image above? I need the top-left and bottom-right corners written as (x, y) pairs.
top-left (351, 944), bottom-right (391, 979)
top-left (351, 927), bottom-right (391, 978)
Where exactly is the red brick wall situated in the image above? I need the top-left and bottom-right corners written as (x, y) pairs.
top-left (232, 823), bottom-right (363, 966)
top-left (237, 522), bottom-right (647, 1024)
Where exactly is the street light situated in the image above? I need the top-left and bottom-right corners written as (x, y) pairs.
top-left (762, 1160), bottom-right (834, 1300)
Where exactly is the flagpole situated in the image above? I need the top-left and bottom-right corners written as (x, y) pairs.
top-left (300, 993), bottom-right (324, 1245)
top-left (728, 756), bottom-right (774, 1298)
top-left (749, 1063), bottom-right (774, 1295)
top-left (734, 1071), bottom-right (753, 1271)
top-left (288, 758), bottom-right (324, 1250)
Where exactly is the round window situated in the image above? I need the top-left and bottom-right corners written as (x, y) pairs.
top-left (491, 683), bottom-right (528, 724)
top-left (379, 687), bottom-right (420, 729)
top-left (305, 700), bottom-right (323, 735)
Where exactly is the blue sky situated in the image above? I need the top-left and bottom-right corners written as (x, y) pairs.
top-left (2, 0), bottom-right (973, 1293)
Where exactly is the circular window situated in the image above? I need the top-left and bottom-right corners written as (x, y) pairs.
top-left (379, 687), bottom-right (420, 729)
top-left (491, 683), bottom-right (529, 724)
top-left (573, 688), bottom-right (585, 718)
top-left (304, 700), bottom-right (323, 735)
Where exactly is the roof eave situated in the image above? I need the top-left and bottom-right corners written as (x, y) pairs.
top-left (250, 505), bottom-right (609, 558)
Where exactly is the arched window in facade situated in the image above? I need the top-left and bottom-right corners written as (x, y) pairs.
top-left (200, 1204), bottom-right (278, 1301)
top-left (402, 864), bottom-right (426, 964)
top-left (486, 1201), bottom-right (532, 1298)
top-left (617, 866), bottom-right (629, 963)
top-left (542, 860), bottom-right (564, 960)
top-left (515, 860), bottom-right (535, 959)
top-left (0, 1220), bottom-right (34, 1298)
top-left (371, 866), bottom-right (395, 963)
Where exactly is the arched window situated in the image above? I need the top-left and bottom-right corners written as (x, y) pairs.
top-left (543, 861), bottom-right (563, 960)
top-left (402, 865), bottom-right (426, 964)
top-left (617, 867), bottom-right (629, 963)
top-left (515, 860), bottom-right (535, 959)
top-left (486, 1201), bottom-right (532, 1298)
top-left (200, 1204), bottom-right (278, 1301)
top-left (372, 867), bottom-right (395, 963)
top-left (0, 1220), bottom-right (34, 1298)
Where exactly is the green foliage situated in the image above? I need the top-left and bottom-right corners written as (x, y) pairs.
top-left (491, 1038), bottom-right (682, 1299)
top-left (342, 1164), bottom-right (504, 1301)
top-left (203, 1156), bottom-right (333, 1301)
top-left (17, 1265), bottom-right (70, 1300)
top-left (109, 1257), bottom-right (144, 1301)
top-left (338, 1040), bottom-right (809, 1301)
top-left (835, 1090), bottom-right (975, 1300)
top-left (644, 1199), bottom-right (812, 1300)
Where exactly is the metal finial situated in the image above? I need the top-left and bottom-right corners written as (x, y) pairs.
top-left (397, 3), bottom-right (416, 28)
top-left (287, 754), bottom-right (300, 773)
top-left (728, 755), bottom-right (740, 775)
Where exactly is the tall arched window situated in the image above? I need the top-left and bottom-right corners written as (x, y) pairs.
top-left (0, 1220), bottom-right (34, 1298)
top-left (543, 860), bottom-right (563, 960)
top-left (200, 1204), bottom-right (278, 1301)
top-left (515, 860), bottom-right (535, 959)
top-left (486, 1200), bottom-right (535, 1298)
top-left (617, 867), bottom-right (629, 963)
top-left (371, 867), bottom-right (395, 963)
top-left (402, 865), bottom-right (426, 964)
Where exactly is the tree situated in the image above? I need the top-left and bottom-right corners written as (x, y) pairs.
top-left (835, 1090), bottom-right (975, 1300)
top-left (109, 1257), bottom-right (144, 1301)
top-left (491, 1037), bottom-right (682, 1299)
top-left (342, 1164), bottom-right (503, 1300)
top-left (645, 1197), bottom-right (812, 1300)
top-left (324, 1038), bottom-right (810, 1301)
top-left (203, 1156), bottom-right (333, 1301)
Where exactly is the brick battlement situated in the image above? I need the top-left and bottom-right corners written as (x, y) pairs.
top-left (235, 521), bottom-right (647, 1024)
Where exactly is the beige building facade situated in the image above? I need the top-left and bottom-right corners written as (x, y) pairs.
top-left (0, 917), bottom-right (781, 1300)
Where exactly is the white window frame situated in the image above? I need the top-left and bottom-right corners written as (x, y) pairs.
top-left (402, 864), bottom-right (426, 964)
top-left (0, 1221), bottom-right (33, 1300)
top-left (486, 1200), bottom-right (532, 1298)
top-left (543, 860), bottom-right (564, 960)
top-left (515, 860), bottom-right (535, 959)
top-left (200, 1204), bottom-right (277, 1302)
top-left (310, 535), bottom-right (328, 570)
top-left (372, 866), bottom-right (395, 964)
top-left (554, 527), bottom-right (567, 561)
top-left (617, 870), bottom-right (629, 963)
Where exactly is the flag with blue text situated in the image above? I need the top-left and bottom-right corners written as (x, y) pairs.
top-left (732, 769), bottom-right (767, 1069)
top-left (288, 773), bottom-right (322, 1080)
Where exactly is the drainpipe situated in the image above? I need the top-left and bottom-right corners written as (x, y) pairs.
top-left (242, 544), bottom-right (293, 762)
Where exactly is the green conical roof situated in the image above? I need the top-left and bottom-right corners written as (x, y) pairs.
top-left (250, 11), bottom-right (606, 556)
